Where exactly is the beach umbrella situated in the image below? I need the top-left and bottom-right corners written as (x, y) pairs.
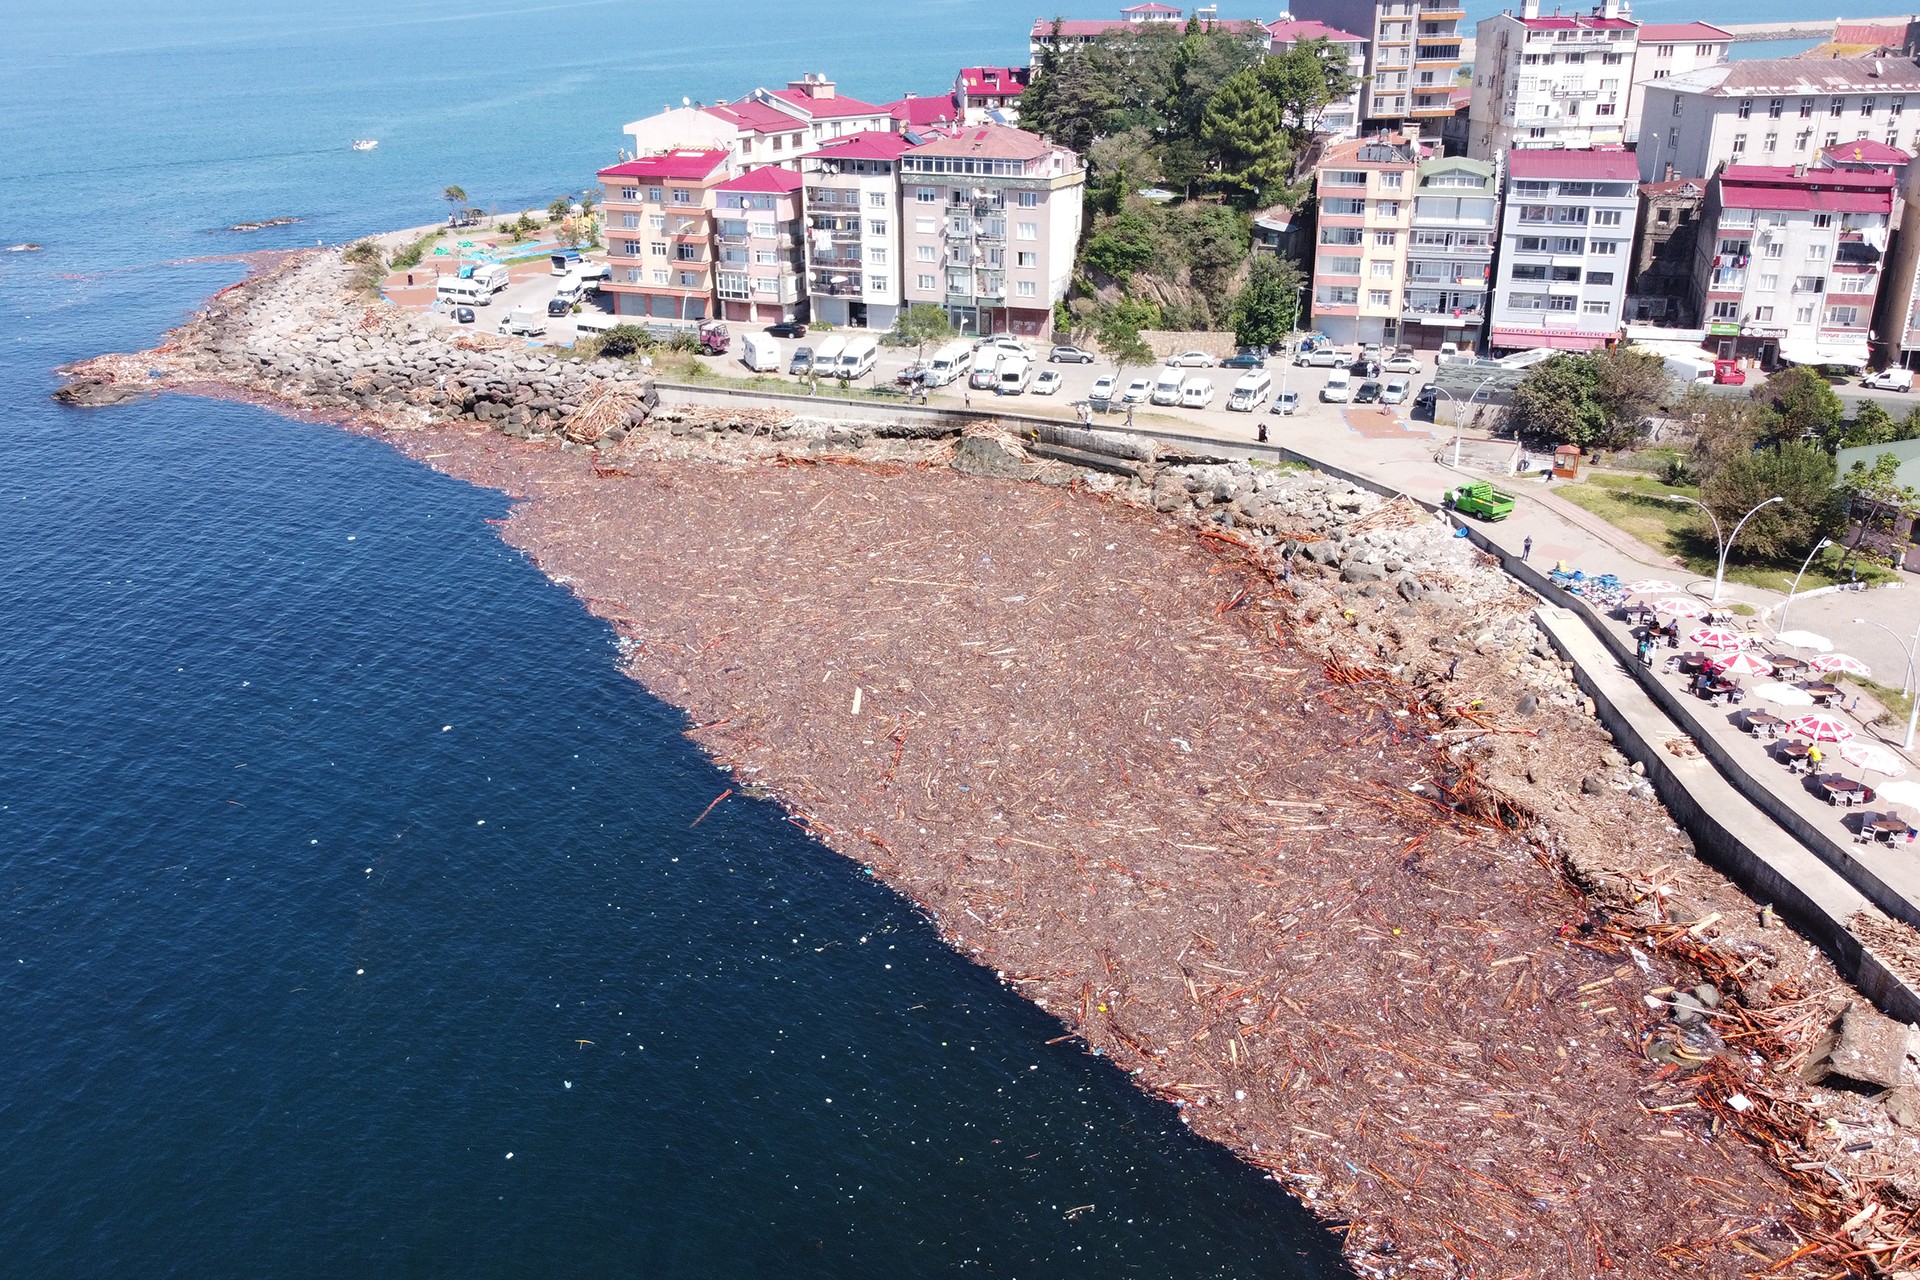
top-left (1752, 681), bottom-right (1815, 706)
top-left (1708, 651), bottom-right (1774, 678)
top-left (1624, 579), bottom-right (1680, 596)
top-left (1788, 714), bottom-right (1856, 744)
top-left (1653, 597), bottom-right (1709, 619)
top-left (1774, 629), bottom-right (1834, 652)
top-left (1810, 653), bottom-right (1871, 677)
top-left (1685, 626), bottom-right (1747, 651)
top-left (1841, 740), bottom-right (1906, 780)
top-left (1874, 779), bottom-right (1920, 808)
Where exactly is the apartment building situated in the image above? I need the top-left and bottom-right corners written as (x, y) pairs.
top-left (955, 67), bottom-right (1030, 123)
top-left (1691, 164), bottom-right (1894, 369)
top-left (596, 149), bottom-right (733, 322)
top-left (1624, 22), bottom-right (1729, 144)
top-left (713, 166), bottom-right (807, 326)
top-left (898, 124), bottom-right (1085, 339)
top-left (1309, 134), bottom-right (1423, 346)
top-left (1468, 0), bottom-right (1639, 160)
top-left (799, 131), bottom-right (916, 330)
top-left (1290, 0), bottom-right (1466, 125)
top-left (1625, 177), bottom-right (1705, 326)
top-left (1266, 17), bottom-right (1367, 139)
top-left (1487, 148), bottom-right (1637, 352)
top-left (625, 75), bottom-right (896, 172)
top-left (1403, 155), bottom-right (1496, 351)
top-left (1639, 58), bottom-right (1920, 185)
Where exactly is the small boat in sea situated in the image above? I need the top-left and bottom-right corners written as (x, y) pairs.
top-left (352, 139), bottom-right (378, 151)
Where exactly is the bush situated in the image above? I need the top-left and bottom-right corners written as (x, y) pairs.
top-left (389, 231), bottom-right (438, 271)
top-left (665, 331), bottom-right (700, 354)
top-left (342, 238), bottom-right (384, 267)
top-left (593, 325), bottom-right (654, 359)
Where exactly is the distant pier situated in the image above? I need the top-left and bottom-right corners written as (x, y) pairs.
top-left (1719, 18), bottom-right (1838, 43)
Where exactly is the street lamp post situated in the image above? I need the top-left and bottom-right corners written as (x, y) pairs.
top-left (1666, 493), bottom-right (1783, 604)
top-left (1435, 374), bottom-right (1496, 467)
top-left (1774, 536), bottom-right (1834, 638)
top-left (1278, 282), bottom-right (1305, 410)
top-left (1854, 615), bottom-right (1920, 751)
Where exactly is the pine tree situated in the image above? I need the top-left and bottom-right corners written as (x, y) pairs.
top-left (1199, 68), bottom-right (1288, 205)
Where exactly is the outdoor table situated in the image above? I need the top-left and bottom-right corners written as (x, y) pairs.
top-left (1769, 655), bottom-right (1809, 675)
top-left (1779, 740), bottom-right (1812, 772)
top-left (1805, 682), bottom-right (1841, 707)
top-left (1677, 653), bottom-right (1708, 675)
top-left (1702, 678), bottom-right (1744, 705)
top-left (1869, 814), bottom-right (1913, 843)
top-left (1819, 775), bottom-right (1870, 807)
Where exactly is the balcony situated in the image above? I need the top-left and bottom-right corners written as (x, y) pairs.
top-left (1420, 0), bottom-right (1465, 13)
top-left (718, 234), bottom-right (748, 247)
top-left (812, 270), bottom-right (865, 296)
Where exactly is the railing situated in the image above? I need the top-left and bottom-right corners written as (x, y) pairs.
top-left (1404, 306), bottom-right (1484, 319)
top-left (718, 235), bottom-right (748, 247)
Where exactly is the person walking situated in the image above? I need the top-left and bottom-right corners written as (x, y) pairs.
top-left (1522, 535), bottom-right (1532, 562)
top-left (1257, 421), bottom-right (1269, 443)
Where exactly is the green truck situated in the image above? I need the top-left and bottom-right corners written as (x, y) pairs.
top-left (1445, 481), bottom-right (1515, 521)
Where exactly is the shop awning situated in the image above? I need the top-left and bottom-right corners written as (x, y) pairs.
top-left (1778, 337), bottom-right (1870, 369)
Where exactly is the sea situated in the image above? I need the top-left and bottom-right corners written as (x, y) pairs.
top-left (0, 2), bottom-right (1364, 1277)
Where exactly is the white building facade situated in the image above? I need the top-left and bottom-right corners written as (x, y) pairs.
top-left (799, 131), bottom-right (913, 330)
top-left (1267, 17), bottom-right (1368, 140)
top-left (1488, 148), bottom-right (1637, 353)
top-left (1404, 155), bottom-right (1497, 351)
top-left (1468, 0), bottom-right (1639, 160)
top-left (1623, 21), bottom-right (1730, 145)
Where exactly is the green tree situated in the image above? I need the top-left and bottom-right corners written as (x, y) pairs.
top-left (890, 303), bottom-right (957, 359)
top-left (1199, 67), bottom-right (1289, 205)
top-left (1589, 345), bottom-right (1670, 450)
top-left (1228, 253), bottom-right (1301, 350)
top-left (1755, 365), bottom-right (1845, 444)
top-left (1161, 202), bottom-right (1251, 302)
top-left (1836, 452), bottom-right (1920, 569)
top-left (1081, 208), bottom-right (1159, 279)
top-left (1840, 401), bottom-right (1900, 449)
top-left (1699, 440), bottom-right (1840, 562)
top-left (1258, 38), bottom-right (1361, 140)
top-left (1087, 128), bottom-right (1164, 213)
top-left (1090, 298), bottom-right (1161, 391)
top-left (548, 196), bottom-right (573, 221)
top-left (443, 185), bottom-right (468, 215)
top-left (1506, 354), bottom-right (1604, 445)
top-left (1166, 26), bottom-right (1266, 142)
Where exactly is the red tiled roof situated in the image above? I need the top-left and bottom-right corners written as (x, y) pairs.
top-left (1720, 163), bottom-right (1896, 189)
top-left (704, 100), bottom-right (803, 134)
top-left (1265, 17), bottom-right (1366, 45)
top-left (597, 149), bottom-right (730, 181)
top-left (887, 94), bottom-right (962, 127)
top-left (1835, 22), bottom-right (1906, 46)
top-left (1720, 163), bottom-right (1895, 213)
top-left (907, 123), bottom-right (1054, 161)
top-left (1121, 3), bottom-right (1182, 12)
top-left (803, 129), bottom-right (917, 162)
top-left (1638, 22), bottom-right (1730, 42)
top-left (766, 87), bottom-right (887, 119)
top-left (1821, 137), bottom-right (1912, 165)
top-left (714, 166), bottom-right (803, 194)
top-left (1507, 148), bottom-right (1637, 179)
top-left (958, 66), bottom-right (1029, 95)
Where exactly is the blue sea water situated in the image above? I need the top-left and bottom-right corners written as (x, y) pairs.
top-left (0, 3), bottom-right (1356, 1276)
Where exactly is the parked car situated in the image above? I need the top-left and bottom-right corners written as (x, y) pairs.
top-left (1348, 357), bottom-right (1374, 378)
top-left (1121, 378), bottom-right (1153, 404)
top-left (1864, 367), bottom-right (1914, 392)
top-left (1048, 344), bottom-right (1095, 364)
top-left (1354, 380), bottom-right (1383, 404)
top-left (1381, 377), bottom-right (1410, 404)
top-left (1295, 347), bottom-right (1345, 368)
top-left (1413, 382), bottom-right (1437, 410)
top-left (977, 335), bottom-right (1032, 357)
top-left (1221, 350), bottom-right (1266, 370)
top-left (895, 363), bottom-right (928, 386)
top-left (1166, 350), bottom-right (1217, 368)
top-left (1383, 352), bottom-right (1421, 375)
top-left (768, 321), bottom-right (808, 339)
top-left (452, 305), bottom-right (476, 325)
top-left (789, 346), bottom-right (814, 376)
top-left (1089, 375), bottom-right (1118, 405)
top-left (547, 296), bottom-right (573, 317)
top-left (1033, 369), bottom-right (1064, 395)
top-left (1272, 389), bottom-right (1300, 415)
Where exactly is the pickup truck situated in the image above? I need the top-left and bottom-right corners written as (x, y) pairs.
top-left (1445, 481), bottom-right (1516, 521)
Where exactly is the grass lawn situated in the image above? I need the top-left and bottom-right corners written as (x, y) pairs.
top-left (1555, 470), bottom-right (1889, 594)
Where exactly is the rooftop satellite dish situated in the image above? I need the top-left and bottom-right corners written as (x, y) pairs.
top-left (683, 96), bottom-right (691, 107)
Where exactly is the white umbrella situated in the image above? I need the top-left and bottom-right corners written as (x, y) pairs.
top-left (1810, 653), bottom-right (1872, 677)
top-left (1686, 626), bottom-right (1748, 651)
top-left (1874, 779), bottom-right (1920, 807)
top-left (1625, 579), bottom-right (1681, 596)
top-left (1654, 597), bottom-right (1709, 619)
top-left (1841, 740), bottom-right (1907, 779)
top-left (1775, 629), bottom-right (1834, 652)
top-left (1752, 681), bottom-right (1816, 706)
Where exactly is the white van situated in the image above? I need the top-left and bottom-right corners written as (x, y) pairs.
top-left (741, 333), bottom-right (781, 372)
top-left (575, 314), bottom-right (620, 337)
top-left (470, 264), bottom-right (510, 294)
top-left (576, 262), bottom-right (611, 289)
top-left (552, 277), bottom-right (585, 307)
top-left (810, 334), bottom-right (847, 373)
top-left (1179, 376), bottom-right (1214, 409)
top-left (1322, 369), bottom-right (1352, 403)
top-left (1150, 365), bottom-right (1185, 406)
top-left (436, 277), bottom-right (489, 307)
top-left (996, 356), bottom-right (1033, 395)
top-left (925, 340), bottom-right (973, 388)
top-left (1226, 369), bottom-right (1273, 412)
top-left (969, 347), bottom-right (1001, 389)
top-left (836, 334), bottom-right (879, 379)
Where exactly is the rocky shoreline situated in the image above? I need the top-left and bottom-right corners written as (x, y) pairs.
top-left (54, 247), bottom-right (1920, 1276)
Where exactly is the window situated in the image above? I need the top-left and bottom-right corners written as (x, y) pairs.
top-left (1813, 212), bottom-right (1833, 229)
top-left (1316, 285), bottom-right (1358, 306)
top-left (618, 186), bottom-right (639, 201)
top-left (1737, 99), bottom-right (1752, 119)
top-left (868, 220), bottom-right (887, 236)
top-left (1710, 301), bottom-right (1739, 320)
top-left (1795, 303), bottom-right (1815, 323)
top-left (1653, 69), bottom-right (1669, 80)
top-left (1863, 97), bottom-right (1876, 115)
top-left (651, 269), bottom-right (668, 284)
top-left (915, 217), bottom-right (935, 233)
top-left (1828, 305), bottom-right (1860, 325)
top-left (1327, 169), bottom-right (1366, 186)
top-left (1655, 43), bottom-right (1674, 55)
top-left (1668, 127), bottom-right (1679, 149)
top-left (1375, 201), bottom-right (1400, 217)
top-left (1379, 172), bottom-right (1404, 189)
top-left (624, 267), bottom-right (641, 283)
top-left (1672, 98), bottom-right (1684, 117)
top-left (1593, 209), bottom-right (1622, 226)
top-left (1754, 306), bottom-right (1775, 321)
top-left (1795, 130), bottom-right (1812, 150)
top-left (916, 244), bottom-right (935, 262)
top-left (621, 239), bottom-right (641, 256)
top-left (1588, 270), bottom-right (1614, 286)
top-left (1373, 229), bottom-right (1398, 246)
top-left (916, 273), bottom-right (936, 290)
top-left (868, 247), bottom-right (887, 265)
top-left (648, 186), bottom-right (663, 202)
top-left (1763, 133), bottom-right (1778, 153)
top-left (1731, 133), bottom-right (1746, 154)
top-left (1896, 97), bottom-right (1908, 115)
top-left (869, 274), bottom-right (888, 292)
top-left (1368, 289), bottom-right (1393, 307)
top-left (1793, 275), bottom-right (1825, 292)
top-left (1320, 255), bottom-right (1362, 275)
top-left (1716, 237), bottom-right (1750, 256)
top-left (1831, 96), bottom-right (1846, 117)
top-left (866, 192), bottom-right (886, 209)
top-left (1798, 99), bottom-right (1814, 118)
top-left (622, 213), bottom-right (639, 229)
top-left (671, 187), bottom-right (693, 204)
top-left (1018, 191), bottom-right (1040, 207)
top-left (1582, 300), bottom-right (1611, 315)
top-left (1016, 280), bottom-right (1036, 297)
top-left (650, 241), bottom-right (667, 258)
top-left (1807, 243), bottom-right (1827, 261)
top-left (753, 249), bottom-right (775, 265)
top-left (1759, 273), bottom-right (1780, 291)
top-left (1511, 264), bottom-right (1547, 280)
top-left (1371, 260), bottom-right (1394, 278)
top-left (678, 271), bottom-right (698, 286)
top-left (1768, 98), bottom-right (1784, 118)
top-left (1824, 132), bottom-right (1839, 149)
top-left (1763, 241), bottom-right (1784, 259)
top-left (1017, 251), bottom-right (1037, 267)
top-left (1591, 240), bottom-right (1618, 255)
top-left (913, 187), bottom-right (938, 203)
top-left (1016, 222), bottom-right (1037, 240)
